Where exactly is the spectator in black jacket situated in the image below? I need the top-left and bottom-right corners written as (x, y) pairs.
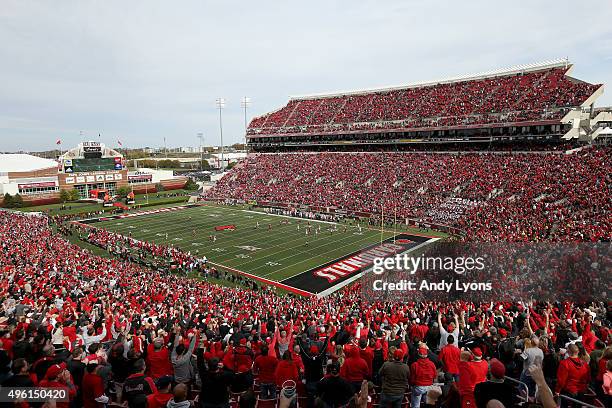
top-left (298, 336), bottom-right (329, 408)
top-left (199, 357), bottom-right (234, 408)
top-left (1, 358), bottom-right (34, 387)
top-left (122, 358), bottom-right (157, 408)
top-left (317, 363), bottom-right (355, 408)
top-left (378, 350), bottom-right (410, 408)
top-left (0, 349), bottom-right (10, 384)
top-left (66, 347), bottom-right (86, 408)
top-left (107, 343), bottom-right (130, 383)
top-left (11, 329), bottom-right (33, 362)
top-left (424, 324), bottom-right (441, 353)
top-left (474, 359), bottom-right (517, 408)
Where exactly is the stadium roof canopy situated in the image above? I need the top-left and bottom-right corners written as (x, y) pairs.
top-left (0, 154), bottom-right (58, 173)
top-left (290, 58), bottom-right (572, 100)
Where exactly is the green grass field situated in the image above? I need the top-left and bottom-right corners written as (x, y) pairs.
top-left (91, 204), bottom-right (443, 282)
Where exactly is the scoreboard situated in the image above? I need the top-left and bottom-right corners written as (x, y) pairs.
top-left (63, 157), bottom-right (123, 173)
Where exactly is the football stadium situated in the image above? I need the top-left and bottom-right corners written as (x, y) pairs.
top-left (0, 2), bottom-right (611, 408)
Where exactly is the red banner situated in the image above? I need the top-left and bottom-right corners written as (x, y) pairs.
top-left (18, 182), bottom-right (57, 189)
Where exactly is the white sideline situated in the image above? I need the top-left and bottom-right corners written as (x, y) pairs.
top-left (240, 210), bottom-right (338, 225)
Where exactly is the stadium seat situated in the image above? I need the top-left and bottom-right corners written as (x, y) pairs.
top-left (256, 396), bottom-right (278, 408)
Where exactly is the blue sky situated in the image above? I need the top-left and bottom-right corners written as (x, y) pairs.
top-left (1, 0), bottom-right (611, 151)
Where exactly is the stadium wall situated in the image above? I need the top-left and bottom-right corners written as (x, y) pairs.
top-left (129, 177), bottom-right (188, 194)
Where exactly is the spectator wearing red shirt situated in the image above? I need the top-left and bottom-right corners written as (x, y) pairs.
top-left (409, 347), bottom-right (437, 408)
top-left (409, 319), bottom-right (429, 342)
top-left (438, 334), bottom-right (460, 381)
top-left (291, 344), bottom-right (305, 376)
top-left (275, 350), bottom-right (300, 387)
top-left (458, 350), bottom-right (476, 408)
top-left (470, 348), bottom-right (488, 385)
top-left (224, 339), bottom-right (255, 394)
top-left (223, 338), bottom-right (254, 374)
top-left (340, 346), bottom-right (369, 392)
top-left (62, 322), bottom-right (77, 344)
top-left (146, 375), bottom-right (174, 408)
top-left (358, 339), bottom-right (374, 378)
top-left (38, 363), bottom-right (76, 408)
top-left (146, 337), bottom-right (173, 380)
top-left (556, 344), bottom-right (591, 407)
top-left (82, 362), bottom-right (109, 408)
top-left (254, 345), bottom-right (279, 399)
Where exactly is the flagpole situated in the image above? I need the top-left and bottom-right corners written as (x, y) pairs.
top-left (56, 139), bottom-right (63, 160)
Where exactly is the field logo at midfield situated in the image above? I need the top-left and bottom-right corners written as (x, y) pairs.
top-left (235, 245), bottom-right (261, 252)
top-left (280, 234), bottom-right (429, 295)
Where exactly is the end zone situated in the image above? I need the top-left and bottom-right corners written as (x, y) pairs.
top-left (281, 234), bottom-right (438, 297)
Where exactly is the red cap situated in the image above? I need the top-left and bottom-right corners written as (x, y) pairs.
top-left (309, 345), bottom-right (319, 354)
top-left (393, 349), bottom-right (405, 360)
top-left (45, 363), bottom-right (66, 379)
top-left (418, 347), bottom-right (428, 357)
top-left (239, 338), bottom-right (247, 345)
top-left (489, 358), bottom-right (505, 378)
top-left (498, 328), bottom-right (508, 337)
top-left (472, 347), bottom-right (483, 358)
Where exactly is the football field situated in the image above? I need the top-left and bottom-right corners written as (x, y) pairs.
top-left (82, 204), bottom-right (442, 296)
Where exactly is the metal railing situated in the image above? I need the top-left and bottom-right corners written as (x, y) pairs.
top-left (503, 376), bottom-right (529, 404)
top-left (557, 394), bottom-right (601, 408)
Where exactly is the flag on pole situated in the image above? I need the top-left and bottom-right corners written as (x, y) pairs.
top-left (56, 139), bottom-right (61, 145)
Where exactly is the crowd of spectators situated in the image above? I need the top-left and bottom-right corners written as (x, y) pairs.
top-left (80, 227), bottom-right (206, 274)
top-left (206, 148), bottom-right (610, 242)
top-left (0, 212), bottom-right (612, 407)
top-left (247, 68), bottom-right (599, 136)
top-left (0, 210), bottom-right (611, 407)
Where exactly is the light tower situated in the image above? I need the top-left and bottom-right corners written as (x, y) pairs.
top-left (215, 98), bottom-right (225, 170)
top-left (197, 132), bottom-right (204, 171)
top-left (241, 97), bottom-right (251, 151)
